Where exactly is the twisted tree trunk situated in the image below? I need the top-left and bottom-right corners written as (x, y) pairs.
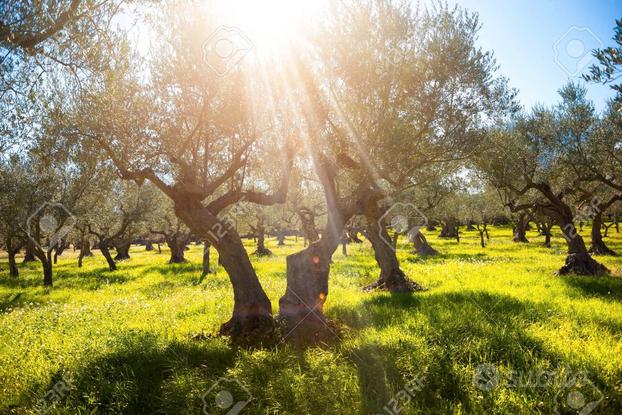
top-left (411, 230), bottom-right (438, 256)
top-left (22, 240), bottom-right (36, 263)
top-left (99, 240), bottom-right (117, 271)
top-left (5, 238), bottom-right (22, 277)
top-left (168, 236), bottom-right (189, 263)
top-left (364, 204), bottom-right (425, 293)
top-left (559, 220), bottom-right (608, 275)
top-left (175, 200), bottom-right (274, 338)
top-left (590, 212), bottom-right (616, 255)
top-left (113, 239), bottom-right (131, 260)
top-left (252, 218), bottom-right (272, 257)
top-left (439, 219), bottom-right (459, 238)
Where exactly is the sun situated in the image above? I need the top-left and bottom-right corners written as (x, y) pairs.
top-left (221, 0), bottom-right (326, 57)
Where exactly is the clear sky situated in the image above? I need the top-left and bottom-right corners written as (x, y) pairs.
top-left (448, 0), bottom-right (621, 113)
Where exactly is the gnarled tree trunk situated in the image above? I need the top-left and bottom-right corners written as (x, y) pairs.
top-left (22, 240), bottom-right (36, 263)
top-left (559, 220), bottom-right (608, 275)
top-left (175, 200), bottom-right (274, 338)
top-left (99, 240), bottom-right (117, 271)
top-left (168, 236), bottom-right (189, 263)
top-left (513, 213), bottom-right (529, 243)
top-left (542, 222), bottom-right (553, 248)
top-left (364, 204), bottom-right (425, 293)
top-left (439, 219), bottom-right (459, 238)
top-left (252, 218), bottom-right (272, 257)
top-left (411, 230), bottom-right (438, 256)
top-left (113, 239), bottom-right (131, 260)
top-left (590, 212), bottom-right (616, 255)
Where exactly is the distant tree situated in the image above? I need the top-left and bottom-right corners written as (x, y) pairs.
top-left (88, 181), bottom-right (157, 271)
top-left (477, 85), bottom-right (610, 275)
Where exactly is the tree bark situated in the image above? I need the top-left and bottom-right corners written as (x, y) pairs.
top-left (542, 222), bottom-right (553, 248)
top-left (411, 231), bottom-right (438, 256)
top-left (513, 213), bottom-right (529, 243)
top-left (275, 228), bottom-right (286, 246)
top-left (252, 218), bottom-right (272, 257)
top-left (99, 241), bottom-right (117, 271)
top-left (559, 221), bottom-right (608, 275)
top-left (145, 241), bottom-right (154, 251)
top-left (364, 204), bottom-right (426, 293)
top-left (439, 219), bottom-right (459, 238)
top-left (590, 213), bottom-right (616, 255)
top-left (174, 200), bottom-right (274, 338)
top-left (477, 224), bottom-right (486, 248)
top-left (5, 238), bottom-right (21, 277)
top-left (34, 248), bottom-right (54, 287)
top-left (22, 240), bottom-right (36, 263)
top-left (168, 236), bottom-right (188, 263)
top-left (113, 239), bottom-right (131, 260)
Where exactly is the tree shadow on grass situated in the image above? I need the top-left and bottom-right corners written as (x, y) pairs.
top-left (560, 274), bottom-right (622, 303)
top-left (341, 291), bottom-right (621, 414)
top-left (37, 331), bottom-right (238, 414)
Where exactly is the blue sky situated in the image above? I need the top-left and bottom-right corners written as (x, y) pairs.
top-left (449, 0), bottom-right (621, 112)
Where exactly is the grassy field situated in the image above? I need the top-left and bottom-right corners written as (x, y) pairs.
top-left (1, 226), bottom-right (621, 414)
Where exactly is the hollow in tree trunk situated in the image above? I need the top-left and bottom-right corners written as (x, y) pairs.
top-left (411, 230), bottom-right (438, 256)
top-left (559, 222), bottom-right (608, 275)
top-left (347, 228), bottom-right (363, 243)
top-left (113, 239), bottom-right (131, 260)
top-left (589, 213), bottom-right (616, 255)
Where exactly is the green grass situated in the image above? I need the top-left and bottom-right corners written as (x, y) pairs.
top-left (1, 226), bottom-right (621, 414)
